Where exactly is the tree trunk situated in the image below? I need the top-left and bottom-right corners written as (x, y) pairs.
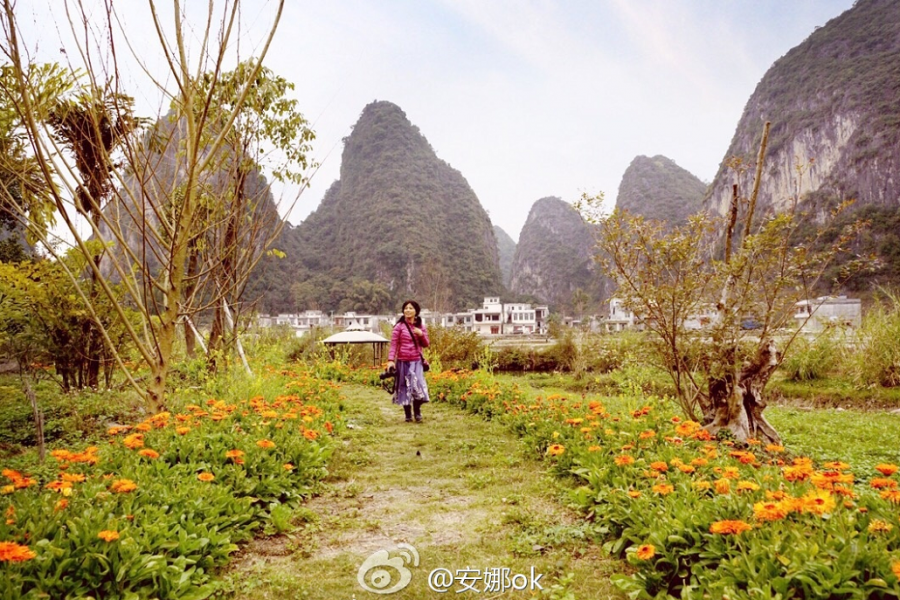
top-left (20, 366), bottom-right (44, 462)
top-left (705, 340), bottom-right (782, 444)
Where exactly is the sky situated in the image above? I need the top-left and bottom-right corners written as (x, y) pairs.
top-left (13, 0), bottom-right (856, 242)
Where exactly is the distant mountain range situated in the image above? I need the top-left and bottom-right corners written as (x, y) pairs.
top-left (250, 0), bottom-right (900, 314)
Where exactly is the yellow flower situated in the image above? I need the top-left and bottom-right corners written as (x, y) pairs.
top-left (799, 489), bottom-right (836, 516)
top-left (176, 426), bottom-right (191, 436)
top-left (635, 544), bottom-right (656, 560)
top-left (714, 479), bottom-right (731, 495)
top-left (753, 501), bottom-right (788, 522)
top-left (256, 439), bottom-right (276, 449)
top-left (109, 479), bottom-right (138, 493)
top-left (649, 461), bottom-right (668, 472)
top-left (122, 433), bottom-right (144, 450)
top-left (868, 520), bottom-right (893, 533)
top-left (197, 472), bottom-right (215, 482)
top-left (892, 561), bottom-right (900, 579)
top-left (547, 444), bottom-right (565, 457)
top-left (709, 520), bottom-right (752, 535)
top-left (614, 455), bottom-right (635, 466)
top-left (97, 530), bottom-right (120, 542)
top-left (225, 449), bottom-right (245, 459)
top-left (880, 490), bottom-right (900, 505)
top-left (652, 484), bottom-right (674, 496)
top-left (587, 445), bottom-right (601, 453)
top-left (627, 490), bottom-right (642, 498)
top-left (736, 481), bottom-right (760, 492)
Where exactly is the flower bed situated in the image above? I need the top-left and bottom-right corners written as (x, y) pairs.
top-left (425, 370), bottom-right (900, 599)
top-left (0, 366), bottom-right (342, 599)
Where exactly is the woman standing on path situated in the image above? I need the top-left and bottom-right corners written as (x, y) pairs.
top-left (386, 300), bottom-right (431, 423)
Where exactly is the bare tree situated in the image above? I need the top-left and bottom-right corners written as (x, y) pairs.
top-left (581, 123), bottom-right (867, 443)
top-left (1, 0), bottom-right (305, 409)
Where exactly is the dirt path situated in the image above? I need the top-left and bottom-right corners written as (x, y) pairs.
top-left (227, 384), bottom-right (624, 599)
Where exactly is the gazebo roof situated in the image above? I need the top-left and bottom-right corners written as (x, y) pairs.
top-left (322, 328), bottom-right (389, 344)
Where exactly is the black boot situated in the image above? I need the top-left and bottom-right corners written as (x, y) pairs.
top-left (403, 405), bottom-right (413, 423)
top-left (413, 401), bottom-right (423, 423)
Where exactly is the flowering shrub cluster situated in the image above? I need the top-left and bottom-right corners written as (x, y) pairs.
top-left (425, 369), bottom-right (900, 599)
top-left (0, 366), bottom-right (342, 599)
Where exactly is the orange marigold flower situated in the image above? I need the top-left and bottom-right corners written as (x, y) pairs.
top-left (678, 464), bottom-right (696, 474)
top-left (107, 426), bottom-right (129, 436)
top-left (765, 444), bottom-right (785, 453)
top-left (871, 478), bottom-right (898, 490)
top-left (109, 479), bottom-right (138, 493)
top-left (547, 444), bottom-right (565, 457)
top-left (691, 457), bottom-right (708, 467)
top-left (627, 490), bottom-right (642, 498)
top-left (692, 481), bottom-right (711, 491)
top-left (675, 421), bottom-right (701, 436)
top-left (614, 455), bottom-right (635, 466)
top-left (134, 422), bottom-right (152, 432)
top-left (652, 484), bottom-right (674, 495)
top-left (875, 463), bottom-right (899, 476)
top-left (303, 429), bottom-right (319, 441)
top-left (587, 445), bottom-right (601, 453)
top-left (880, 490), bottom-right (900, 504)
top-left (0, 541), bottom-right (36, 562)
top-left (714, 479), bottom-right (731, 494)
top-left (639, 430), bottom-right (656, 440)
top-left (197, 472), bottom-right (215, 482)
top-left (283, 463), bottom-right (294, 471)
top-left (225, 449), bottom-right (245, 459)
top-left (54, 499), bottom-right (68, 511)
top-left (709, 520), bottom-right (752, 535)
top-left (97, 530), bottom-right (120, 542)
top-left (754, 501), bottom-right (789, 522)
top-left (867, 520), bottom-right (893, 533)
top-left (44, 480), bottom-right (72, 493)
top-left (736, 480), bottom-right (760, 492)
top-left (176, 426), bottom-right (191, 436)
top-left (635, 544), bottom-right (656, 560)
top-left (324, 421), bottom-right (334, 434)
top-left (833, 485), bottom-right (857, 498)
top-left (61, 473), bottom-right (86, 483)
top-left (799, 489), bottom-right (836, 516)
top-left (649, 461), bottom-right (668, 472)
top-left (823, 461), bottom-right (850, 470)
top-left (256, 439), bottom-right (276, 449)
top-left (138, 449), bottom-right (160, 460)
top-left (893, 561), bottom-right (900, 579)
top-left (122, 434), bottom-right (144, 450)
top-left (621, 444), bottom-right (635, 451)
top-left (720, 467), bottom-right (740, 480)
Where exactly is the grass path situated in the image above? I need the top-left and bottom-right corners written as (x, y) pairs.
top-left (226, 384), bottom-right (625, 599)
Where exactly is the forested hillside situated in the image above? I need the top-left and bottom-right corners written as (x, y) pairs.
top-left (494, 225), bottom-right (516, 288)
top-left (704, 0), bottom-right (900, 294)
top-left (508, 197), bottom-right (607, 314)
top-left (616, 155), bottom-right (706, 223)
top-left (254, 101), bottom-right (502, 314)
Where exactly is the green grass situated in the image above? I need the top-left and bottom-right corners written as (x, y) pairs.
top-left (222, 384), bottom-right (625, 600)
top-left (768, 405), bottom-right (900, 472)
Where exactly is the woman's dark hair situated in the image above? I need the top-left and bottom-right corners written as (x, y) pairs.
top-left (396, 300), bottom-right (422, 325)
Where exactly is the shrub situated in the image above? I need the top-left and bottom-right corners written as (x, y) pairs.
top-left (850, 292), bottom-right (900, 387)
top-left (426, 325), bottom-right (484, 370)
top-left (780, 329), bottom-right (844, 382)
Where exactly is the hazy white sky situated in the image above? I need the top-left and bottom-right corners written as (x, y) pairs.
top-left (15, 0), bottom-right (855, 242)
